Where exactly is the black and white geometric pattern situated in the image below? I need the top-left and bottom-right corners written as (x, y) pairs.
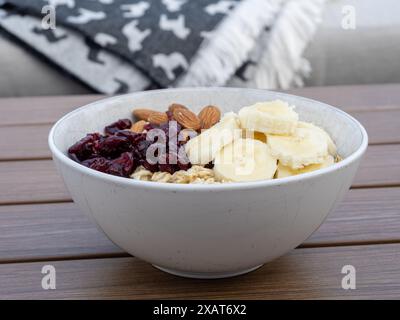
top-left (2, 0), bottom-right (240, 88)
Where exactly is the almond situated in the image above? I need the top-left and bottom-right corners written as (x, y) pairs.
top-left (168, 103), bottom-right (188, 114)
top-left (173, 108), bottom-right (201, 131)
top-left (130, 120), bottom-right (147, 133)
top-left (198, 105), bottom-right (221, 129)
top-left (148, 111), bottom-right (169, 125)
top-left (132, 108), bottom-right (156, 121)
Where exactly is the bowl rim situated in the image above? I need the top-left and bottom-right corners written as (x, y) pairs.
top-left (48, 87), bottom-right (368, 192)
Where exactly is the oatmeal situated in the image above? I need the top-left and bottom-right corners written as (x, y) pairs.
top-left (132, 165), bottom-right (223, 184)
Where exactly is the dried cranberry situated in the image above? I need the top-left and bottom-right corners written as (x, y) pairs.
top-left (166, 110), bottom-right (174, 120)
top-left (177, 150), bottom-right (191, 171)
top-left (81, 157), bottom-right (110, 173)
top-left (158, 164), bottom-right (176, 174)
top-left (177, 162), bottom-right (191, 171)
top-left (159, 123), bottom-right (169, 135)
top-left (160, 121), bottom-right (180, 134)
top-left (204, 162), bottom-right (214, 169)
top-left (81, 152), bottom-right (135, 177)
top-left (108, 152), bottom-right (135, 177)
top-left (158, 153), bottom-right (177, 174)
top-left (104, 119), bottom-right (132, 135)
top-left (68, 133), bottom-right (102, 161)
top-left (136, 140), bottom-right (152, 158)
top-left (69, 119), bottom-right (195, 177)
top-left (116, 130), bottom-right (145, 145)
top-left (144, 123), bottom-right (156, 131)
top-left (69, 153), bottom-right (81, 163)
top-left (141, 159), bottom-right (159, 172)
top-left (98, 135), bottom-right (131, 158)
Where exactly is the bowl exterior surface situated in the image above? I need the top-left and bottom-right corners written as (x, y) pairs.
top-left (50, 88), bottom-right (367, 276)
top-left (54, 156), bottom-right (360, 274)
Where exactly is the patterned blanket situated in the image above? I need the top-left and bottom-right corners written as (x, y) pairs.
top-left (0, 0), bottom-right (325, 94)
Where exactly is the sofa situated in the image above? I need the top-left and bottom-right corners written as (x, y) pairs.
top-left (0, 0), bottom-right (399, 97)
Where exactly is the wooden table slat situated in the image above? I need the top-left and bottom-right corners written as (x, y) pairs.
top-left (0, 124), bottom-right (52, 160)
top-left (0, 160), bottom-right (70, 205)
top-left (306, 187), bottom-right (400, 246)
top-left (0, 95), bottom-right (103, 126)
top-left (286, 83), bottom-right (400, 112)
top-left (1, 243), bottom-right (399, 299)
top-left (0, 202), bottom-right (121, 263)
top-left (350, 109), bottom-right (400, 145)
top-left (1, 84), bottom-right (400, 127)
top-left (354, 144), bottom-right (400, 188)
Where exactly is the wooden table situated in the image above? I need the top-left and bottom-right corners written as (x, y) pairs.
top-left (0, 84), bottom-right (399, 299)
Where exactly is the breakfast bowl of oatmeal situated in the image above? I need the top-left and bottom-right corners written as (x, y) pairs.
top-left (48, 88), bottom-right (367, 279)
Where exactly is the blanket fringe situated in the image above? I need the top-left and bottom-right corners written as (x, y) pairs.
top-left (177, 0), bottom-right (283, 87)
top-left (253, 0), bottom-right (326, 89)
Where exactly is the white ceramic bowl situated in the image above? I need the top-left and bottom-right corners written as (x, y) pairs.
top-left (49, 88), bottom-right (368, 279)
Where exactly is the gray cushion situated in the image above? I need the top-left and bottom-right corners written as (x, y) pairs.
top-left (305, 0), bottom-right (400, 86)
top-left (0, 33), bottom-right (92, 97)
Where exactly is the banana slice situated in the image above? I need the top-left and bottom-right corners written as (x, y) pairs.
top-left (267, 125), bottom-right (328, 169)
top-left (185, 112), bottom-right (241, 165)
top-left (238, 100), bottom-right (299, 135)
top-left (214, 138), bottom-right (277, 182)
top-left (242, 130), bottom-right (267, 143)
top-left (297, 121), bottom-right (337, 156)
top-left (276, 155), bottom-right (334, 179)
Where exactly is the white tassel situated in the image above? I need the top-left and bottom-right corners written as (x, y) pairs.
top-left (177, 0), bottom-right (284, 87)
top-left (253, 0), bottom-right (326, 89)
